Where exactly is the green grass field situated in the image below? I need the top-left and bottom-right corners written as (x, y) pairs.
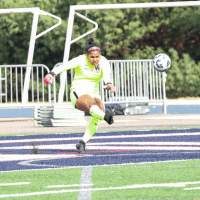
top-left (1, 159), bottom-right (200, 199)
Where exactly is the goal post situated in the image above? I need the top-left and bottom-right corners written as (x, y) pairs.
top-left (0, 7), bottom-right (62, 104)
top-left (58, 1), bottom-right (200, 103)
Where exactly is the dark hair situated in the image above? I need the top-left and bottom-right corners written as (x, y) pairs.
top-left (84, 35), bottom-right (101, 54)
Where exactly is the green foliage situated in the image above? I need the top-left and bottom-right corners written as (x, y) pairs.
top-left (0, 0), bottom-right (69, 67)
top-left (166, 48), bottom-right (200, 98)
top-left (1, 0), bottom-right (200, 98)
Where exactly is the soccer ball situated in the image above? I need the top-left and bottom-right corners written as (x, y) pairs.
top-left (153, 53), bottom-right (171, 72)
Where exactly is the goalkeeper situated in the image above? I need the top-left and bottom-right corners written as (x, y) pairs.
top-left (44, 35), bottom-right (116, 153)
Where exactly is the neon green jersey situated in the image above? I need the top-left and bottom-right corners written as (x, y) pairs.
top-left (52, 54), bottom-right (112, 98)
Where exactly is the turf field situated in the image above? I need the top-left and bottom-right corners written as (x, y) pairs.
top-left (1, 128), bottom-right (200, 199)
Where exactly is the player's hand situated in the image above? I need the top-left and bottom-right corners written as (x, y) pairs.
top-left (44, 73), bottom-right (54, 85)
top-left (105, 84), bottom-right (116, 93)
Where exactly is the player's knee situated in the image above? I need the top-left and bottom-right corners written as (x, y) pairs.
top-left (94, 98), bottom-right (104, 112)
top-left (75, 94), bottom-right (96, 112)
top-left (89, 105), bottom-right (105, 120)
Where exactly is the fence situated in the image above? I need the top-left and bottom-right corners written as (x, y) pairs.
top-left (50, 62), bottom-right (69, 104)
top-left (0, 64), bottom-right (51, 107)
top-left (101, 60), bottom-right (167, 103)
top-left (0, 60), bottom-right (167, 113)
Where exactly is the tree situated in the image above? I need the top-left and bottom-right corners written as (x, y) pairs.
top-left (0, 0), bottom-right (71, 67)
top-left (1, 0), bottom-right (200, 98)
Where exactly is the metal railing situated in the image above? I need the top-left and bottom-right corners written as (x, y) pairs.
top-left (0, 64), bottom-right (51, 107)
top-left (100, 60), bottom-right (167, 113)
top-left (101, 60), bottom-right (167, 103)
top-left (53, 60), bottom-right (167, 111)
top-left (0, 60), bottom-right (167, 113)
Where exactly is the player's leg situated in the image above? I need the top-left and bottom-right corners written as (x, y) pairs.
top-left (80, 98), bottom-right (114, 139)
top-left (74, 96), bottom-right (103, 153)
top-left (80, 98), bottom-right (104, 145)
top-left (71, 92), bottom-right (105, 120)
top-left (71, 92), bottom-right (114, 153)
top-left (76, 117), bottom-right (101, 153)
top-left (76, 98), bottom-right (115, 153)
top-left (94, 97), bottom-right (104, 111)
top-left (94, 97), bottom-right (114, 125)
top-left (71, 91), bottom-right (114, 123)
top-left (75, 94), bottom-right (114, 124)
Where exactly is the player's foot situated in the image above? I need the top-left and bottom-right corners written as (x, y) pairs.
top-left (76, 140), bottom-right (86, 154)
top-left (104, 109), bottom-right (115, 125)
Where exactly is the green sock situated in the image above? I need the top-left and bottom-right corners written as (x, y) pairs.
top-left (89, 105), bottom-right (105, 120)
top-left (82, 117), bottom-right (100, 143)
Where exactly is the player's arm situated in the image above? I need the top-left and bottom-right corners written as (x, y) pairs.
top-left (44, 64), bottom-right (68, 85)
top-left (102, 57), bottom-right (116, 93)
top-left (44, 57), bottom-right (79, 85)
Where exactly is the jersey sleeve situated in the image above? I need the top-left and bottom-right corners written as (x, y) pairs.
top-left (51, 55), bottom-right (82, 75)
top-left (102, 57), bottom-right (112, 84)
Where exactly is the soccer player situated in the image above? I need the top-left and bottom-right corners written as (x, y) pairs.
top-left (44, 35), bottom-right (116, 153)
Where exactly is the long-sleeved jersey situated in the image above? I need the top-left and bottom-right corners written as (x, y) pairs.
top-left (52, 54), bottom-right (112, 98)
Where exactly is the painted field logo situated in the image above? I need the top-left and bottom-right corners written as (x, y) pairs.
top-left (1, 130), bottom-right (200, 171)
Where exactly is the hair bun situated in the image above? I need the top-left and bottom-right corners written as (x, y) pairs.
top-left (86, 35), bottom-right (95, 45)
top-left (84, 35), bottom-right (100, 54)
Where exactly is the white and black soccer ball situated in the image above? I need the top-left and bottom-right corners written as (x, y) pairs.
top-left (153, 53), bottom-right (171, 72)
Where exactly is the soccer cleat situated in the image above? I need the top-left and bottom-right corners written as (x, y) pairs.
top-left (76, 140), bottom-right (86, 154)
top-left (104, 109), bottom-right (115, 125)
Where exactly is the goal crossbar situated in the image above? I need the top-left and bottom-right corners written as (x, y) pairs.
top-left (71, 1), bottom-right (200, 10)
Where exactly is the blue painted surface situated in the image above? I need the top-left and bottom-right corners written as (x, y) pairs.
top-left (0, 108), bottom-right (34, 118)
top-left (1, 129), bottom-right (200, 171)
top-left (149, 105), bottom-right (200, 115)
top-left (1, 105), bottom-right (200, 118)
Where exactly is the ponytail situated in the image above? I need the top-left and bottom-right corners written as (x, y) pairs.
top-left (84, 35), bottom-right (101, 54)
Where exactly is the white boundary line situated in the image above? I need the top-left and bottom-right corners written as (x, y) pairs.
top-left (78, 167), bottom-right (93, 200)
top-left (184, 187), bottom-right (200, 190)
top-left (1, 132), bottom-right (200, 144)
top-left (1, 181), bottom-right (200, 198)
top-left (0, 154), bottom-right (78, 162)
top-left (1, 145), bottom-right (200, 152)
top-left (46, 184), bottom-right (93, 188)
top-left (2, 141), bottom-right (200, 150)
top-left (0, 182), bottom-right (30, 186)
